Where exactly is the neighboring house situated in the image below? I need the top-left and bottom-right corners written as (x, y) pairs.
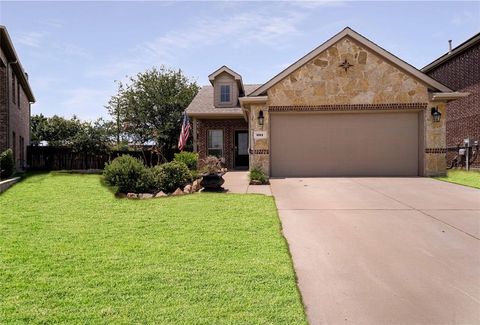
top-left (186, 27), bottom-right (466, 177)
top-left (422, 33), bottom-right (479, 168)
top-left (0, 25), bottom-right (35, 170)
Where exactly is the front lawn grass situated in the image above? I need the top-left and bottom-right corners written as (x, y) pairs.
top-left (0, 173), bottom-right (306, 324)
top-left (434, 169), bottom-right (480, 189)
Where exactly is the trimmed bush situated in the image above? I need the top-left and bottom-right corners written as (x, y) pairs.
top-left (0, 149), bottom-right (15, 179)
top-left (152, 161), bottom-right (191, 193)
top-left (103, 155), bottom-right (152, 193)
top-left (249, 167), bottom-right (269, 185)
top-left (174, 151), bottom-right (198, 170)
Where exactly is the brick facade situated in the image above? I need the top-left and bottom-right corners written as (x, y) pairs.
top-left (195, 118), bottom-right (248, 170)
top-left (426, 41), bottom-right (480, 168)
top-left (0, 28), bottom-right (33, 171)
top-left (0, 65), bottom-right (7, 153)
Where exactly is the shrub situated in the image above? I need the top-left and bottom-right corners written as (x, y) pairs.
top-left (152, 161), bottom-right (191, 193)
top-left (190, 169), bottom-right (200, 181)
top-left (0, 149), bottom-right (15, 179)
top-left (249, 167), bottom-right (269, 184)
top-left (174, 151), bottom-right (198, 170)
top-left (103, 155), bottom-right (152, 193)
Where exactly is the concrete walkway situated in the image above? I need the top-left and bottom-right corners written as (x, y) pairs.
top-left (223, 171), bottom-right (271, 195)
top-left (271, 177), bottom-right (480, 325)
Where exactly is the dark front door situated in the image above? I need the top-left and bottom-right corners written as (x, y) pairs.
top-left (234, 130), bottom-right (249, 169)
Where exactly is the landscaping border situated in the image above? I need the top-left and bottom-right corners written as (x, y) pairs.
top-left (0, 177), bottom-right (21, 194)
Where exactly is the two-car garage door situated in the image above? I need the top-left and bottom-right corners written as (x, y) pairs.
top-left (270, 112), bottom-right (420, 177)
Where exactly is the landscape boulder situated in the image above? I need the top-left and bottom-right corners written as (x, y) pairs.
top-left (154, 191), bottom-right (167, 198)
top-left (139, 193), bottom-right (154, 199)
top-left (192, 179), bottom-right (201, 192)
top-left (127, 193), bottom-right (139, 199)
top-left (184, 184), bottom-right (192, 194)
top-left (172, 188), bottom-right (184, 196)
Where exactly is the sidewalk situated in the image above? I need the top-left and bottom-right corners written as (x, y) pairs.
top-left (222, 171), bottom-right (271, 195)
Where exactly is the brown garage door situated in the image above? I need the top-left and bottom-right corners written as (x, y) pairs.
top-left (270, 112), bottom-right (420, 177)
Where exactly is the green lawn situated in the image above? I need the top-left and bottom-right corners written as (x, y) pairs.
top-left (0, 173), bottom-right (306, 324)
top-left (434, 169), bottom-right (480, 189)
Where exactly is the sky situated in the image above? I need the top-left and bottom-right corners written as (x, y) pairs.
top-left (1, 1), bottom-right (479, 121)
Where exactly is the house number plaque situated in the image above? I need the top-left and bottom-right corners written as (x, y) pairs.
top-left (253, 131), bottom-right (267, 139)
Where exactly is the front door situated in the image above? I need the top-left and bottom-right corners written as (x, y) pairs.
top-left (234, 130), bottom-right (249, 169)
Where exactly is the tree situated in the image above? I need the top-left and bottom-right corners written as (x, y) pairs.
top-left (30, 114), bottom-right (83, 146)
top-left (30, 114), bottom-right (48, 145)
top-left (71, 118), bottom-right (115, 155)
top-left (106, 67), bottom-right (199, 162)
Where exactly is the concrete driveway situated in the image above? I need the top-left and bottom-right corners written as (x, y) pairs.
top-left (271, 177), bottom-right (480, 324)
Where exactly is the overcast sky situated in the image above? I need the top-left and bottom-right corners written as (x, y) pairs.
top-left (1, 1), bottom-right (479, 121)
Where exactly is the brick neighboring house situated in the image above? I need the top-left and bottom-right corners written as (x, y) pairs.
top-left (0, 25), bottom-right (35, 171)
top-left (422, 33), bottom-right (480, 168)
top-left (187, 27), bottom-right (467, 177)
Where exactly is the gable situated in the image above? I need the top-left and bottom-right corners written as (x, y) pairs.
top-left (267, 36), bottom-right (430, 106)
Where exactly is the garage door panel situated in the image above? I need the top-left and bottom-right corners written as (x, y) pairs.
top-left (270, 112), bottom-right (419, 177)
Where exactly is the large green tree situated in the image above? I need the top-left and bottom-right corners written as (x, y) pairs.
top-left (30, 114), bottom-right (83, 146)
top-left (30, 115), bottom-right (115, 155)
top-left (106, 67), bottom-right (199, 161)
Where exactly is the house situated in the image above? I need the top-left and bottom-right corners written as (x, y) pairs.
top-left (186, 27), bottom-right (467, 177)
top-left (0, 25), bottom-right (35, 170)
top-left (422, 33), bottom-right (479, 168)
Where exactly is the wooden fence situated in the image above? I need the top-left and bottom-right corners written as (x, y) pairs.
top-left (27, 146), bottom-right (166, 171)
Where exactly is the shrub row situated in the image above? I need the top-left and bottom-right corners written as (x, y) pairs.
top-left (0, 149), bottom-right (14, 180)
top-left (103, 154), bottom-right (198, 194)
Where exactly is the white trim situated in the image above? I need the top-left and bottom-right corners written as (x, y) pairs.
top-left (208, 65), bottom-right (242, 81)
top-left (430, 92), bottom-right (470, 102)
top-left (249, 27), bottom-right (452, 97)
top-left (186, 112), bottom-right (244, 118)
top-left (239, 96), bottom-right (268, 105)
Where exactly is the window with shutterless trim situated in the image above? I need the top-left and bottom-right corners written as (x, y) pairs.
top-left (207, 129), bottom-right (224, 157)
top-left (220, 84), bottom-right (231, 103)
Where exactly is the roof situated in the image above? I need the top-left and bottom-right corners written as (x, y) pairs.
top-left (421, 32), bottom-right (480, 73)
top-left (249, 27), bottom-right (452, 96)
top-left (186, 84), bottom-right (260, 117)
top-left (0, 25), bottom-right (35, 102)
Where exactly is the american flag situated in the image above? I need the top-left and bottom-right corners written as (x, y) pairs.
top-left (178, 113), bottom-right (190, 151)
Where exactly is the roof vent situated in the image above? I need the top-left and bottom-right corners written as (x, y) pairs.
top-left (448, 40), bottom-right (452, 54)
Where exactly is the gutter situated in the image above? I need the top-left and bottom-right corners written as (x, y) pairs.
top-left (430, 92), bottom-right (470, 102)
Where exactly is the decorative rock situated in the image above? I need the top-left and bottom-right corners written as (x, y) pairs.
top-left (172, 188), bottom-right (184, 196)
top-left (139, 193), bottom-right (154, 199)
top-left (127, 193), bottom-right (138, 199)
top-left (192, 180), bottom-right (201, 192)
top-left (250, 180), bottom-right (262, 185)
top-left (184, 184), bottom-right (192, 193)
top-left (154, 191), bottom-right (167, 198)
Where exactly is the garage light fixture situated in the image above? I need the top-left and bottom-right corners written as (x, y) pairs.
top-left (431, 107), bottom-right (441, 123)
top-left (258, 110), bottom-right (264, 126)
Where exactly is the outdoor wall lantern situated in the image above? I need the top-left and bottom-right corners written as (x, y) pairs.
top-left (258, 110), bottom-right (264, 126)
top-left (431, 107), bottom-right (441, 123)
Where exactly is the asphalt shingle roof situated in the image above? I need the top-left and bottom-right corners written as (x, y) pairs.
top-left (186, 84), bottom-right (261, 115)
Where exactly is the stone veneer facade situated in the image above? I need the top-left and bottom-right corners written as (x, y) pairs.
top-left (246, 37), bottom-right (447, 176)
